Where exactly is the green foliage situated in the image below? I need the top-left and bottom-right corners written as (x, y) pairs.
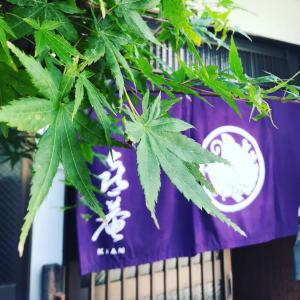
top-left (0, 17), bottom-right (16, 69)
top-left (7, 42), bottom-right (59, 101)
top-left (6, 0), bottom-right (79, 41)
top-left (58, 106), bottom-right (105, 221)
top-left (73, 77), bottom-right (84, 119)
top-left (116, 0), bottom-right (159, 44)
top-left (0, 0), bottom-right (300, 254)
top-left (25, 18), bottom-right (81, 64)
top-left (137, 134), bottom-right (161, 227)
top-left (79, 73), bottom-right (113, 147)
top-left (0, 63), bottom-right (36, 106)
top-left (162, 0), bottom-right (201, 45)
top-left (18, 123), bottom-right (60, 256)
top-left (229, 36), bottom-right (246, 81)
top-left (127, 94), bottom-right (245, 235)
top-left (0, 97), bottom-right (54, 132)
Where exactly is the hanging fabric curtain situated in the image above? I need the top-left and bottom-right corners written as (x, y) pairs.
top-left (76, 93), bottom-right (300, 275)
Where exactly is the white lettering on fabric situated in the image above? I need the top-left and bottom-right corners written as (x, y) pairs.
top-left (91, 150), bottom-right (131, 249)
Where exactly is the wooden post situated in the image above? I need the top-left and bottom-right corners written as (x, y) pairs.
top-left (41, 264), bottom-right (65, 300)
top-left (223, 250), bottom-right (233, 300)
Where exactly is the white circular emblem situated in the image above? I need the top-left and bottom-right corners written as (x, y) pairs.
top-left (201, 125), bottom-right (265, 213)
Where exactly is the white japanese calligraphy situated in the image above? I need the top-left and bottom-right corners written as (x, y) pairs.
top-left (91, 150), bottom-right (131, 244)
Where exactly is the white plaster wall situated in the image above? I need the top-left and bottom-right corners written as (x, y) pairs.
top-left (230, 0), bottom-right (300, 45)
top-left (29, 168), bottom-right (65, 300)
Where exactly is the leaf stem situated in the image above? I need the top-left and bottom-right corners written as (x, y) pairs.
top-left (124, 87), bottom-right (140, 117)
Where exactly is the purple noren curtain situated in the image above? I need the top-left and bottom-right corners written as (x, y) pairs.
top-left (77, 94), bottom-right (300, 275)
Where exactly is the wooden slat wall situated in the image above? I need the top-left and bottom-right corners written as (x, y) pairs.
top-left (90, 250), bottom-right (231, 300)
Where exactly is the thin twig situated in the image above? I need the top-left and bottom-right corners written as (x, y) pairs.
top-left (126, 85), bottom-right (140, 99)
top-left (142, 14), bottom-right (168, 23)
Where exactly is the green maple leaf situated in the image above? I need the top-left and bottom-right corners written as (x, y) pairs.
top-left (116, 0), bottom-right (160, 45)
top-left (18, 112), bottom-right (61, 256)
top-left (0, 17), bottom-right (16, 69)
top-left (84, 36), bottom-right (106, 66)
top-left (58, 106), bottom-right (105, 220)
top-left (136, 57), bottom-right (201, 101)
top-left (6, 0), bottom-right (31, 5)
top-left (71, 109), bottom-right (107, 146)
top-left (185, 162), bottom-right (216, 194)
top-left (72, 77), bottom-right (84, 119)
top-left (3, 44), bottom-right (105, 255)
top-left (120, 10), bottom-right (159, 45)
top-left (59, 56), bottom-right (79, 99)
top-left (7, 42), bottom-right (59, 101)
top-left (39, 30), bottom-right (80, 64)
top-left (0, 62), bottom-right (37, 107)
top-left (24, 18), bottom-right (81, 65)
top-left (14, 103), bottom-right (106, 256)
top-left (137, 133), bottom-right (161, 227)
top-left (84, 21), bottom-right (135, 96)
top-left (229, 36), bottom-right (246, 81)
top-left (162, 0), bottom-right (201, 46)
top-left (105, 39), bottom-right (125, 96)
top-left (79, 72), bottom-right (114, 148)
top-left (6, 1), bottom-right (79, 41)
top-left (67, 105), bottom-right (127, 148)
top-left (0, 97), bottom-right (54, 132)
top-left (4, 101), bottom-right (106, 256)
top-left (126, 92), bottom-right (245, 236)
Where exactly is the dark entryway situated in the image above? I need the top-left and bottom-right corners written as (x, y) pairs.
top-left (232, 236), bottom-right (300, 300)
